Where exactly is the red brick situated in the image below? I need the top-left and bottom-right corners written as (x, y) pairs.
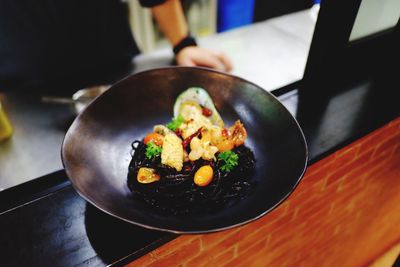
top-left (236, 227), bottom-right (271, 256)
top-left (267, 230), bottom-right (298, 250)
top-left (296, 170), bottom-right (329, 194)
top-left (147, 238), bottom-right (201, 267)
top-left (201, 227), bottom-right (238, 249)
top-left (358, 128), bottom-right (391, 152)
top-left (343, 158), bottom-right (376, 182)
top-left (222, 238), bottom-right (267, 267)
top-left (307, 153), bottom-right (335, 173)
top-left (383, 119), bottom-right (400, 137)
top-left (297, 172), bottom-right (320, 189)
top-left (332, 146), bottom-right (359, 170)
top-left (267, 201), bottom-right (290, 219)
top-left (127, 120), bottom-right (400, 267)
top-left (388, 117), bottom-right (400, 127)
top-left (260, 210), bottom-right (295, 232)
top-left (295, 201), bottom-right (332, 223)
top-left (254, 250), bottom-right (288, 266)
top-left (336, 169), bottom-right (369, 192)
top-left (267, 245), bottom-right (309, 267)
top-left (197, 223), bottom-right (262, 263)
top-left (284, 254), bottom-right (309, 267)
top-left (302, 165), bottom-right (318, 177)
top-left (150, 236), bottom-right (198, 259)
top-left (294, 218), bottom-right (331, 239)
top-left (213, 230), bottom-right (247, 251)
top-left (271, 252), bottom-right (303, 267)
top-left (345, 157), bottom-right (389, 183)
top-left (324, 168), bottom-right (348, 189)
top-left (237, 230), bottom-right (268, 251)
top-left (221, 218), bottom-right (272, 255)
top-left (260, 235), bottom-right (306, 266)
top-left (304, 160), bottom-right (333, 178)
top-left (184, 253), bottom-right (209, 267)
top-left (330, 192), bottom-right (369, 217)
top-left (186, 246), bottom-right (235, 267)
top-left (373, 134), bottom-right (400, 157)
top-left (298, 220), bottom-right (331, 241)
top-left (325, 148), bottom-right (374, 188)
top-left (203, 247), bottom-right (235, 267)
top-left (289, 178), bottom-right (326, 207)
top-left (126, 253), bottom-right (157, 267)
top-left (368, 162), bottom-right (400, 182)
top-left (288, 195), bottom-right (320, 217)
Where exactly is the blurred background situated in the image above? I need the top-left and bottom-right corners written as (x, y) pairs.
top-left (0, 1), bottom-right (399, 266)
top-left (128, 0), bottom-right (315, 53)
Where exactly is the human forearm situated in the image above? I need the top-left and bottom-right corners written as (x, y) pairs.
top-left (151, 0), bottom-right (188, 46)
top-left (150, 0), bottom-right (233, 71)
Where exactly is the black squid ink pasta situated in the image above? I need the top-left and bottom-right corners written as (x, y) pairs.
top-left (128, 141), bottom-right (256, 215)
top-left (126, 87), bottom-right (256, 215)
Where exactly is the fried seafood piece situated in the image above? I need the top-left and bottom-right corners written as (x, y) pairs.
top-left (161, 133), bottom-right (184, 171)
top-left (188, 129), bottom-right (219, 161)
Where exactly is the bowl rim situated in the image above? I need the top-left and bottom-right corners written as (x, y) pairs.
top-left (61, 66), bottom-right (308, 234)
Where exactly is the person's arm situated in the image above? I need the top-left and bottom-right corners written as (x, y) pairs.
top-left (151, 0), bottom-right (232, 71)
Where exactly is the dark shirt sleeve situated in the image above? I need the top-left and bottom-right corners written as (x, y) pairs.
top-left (139, 0), bottom-right (167, 8)
top-left (0, 0), bottom-right (139, 91)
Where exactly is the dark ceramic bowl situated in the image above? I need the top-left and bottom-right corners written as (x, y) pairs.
top-left (61, 67), bottom-right (307, 234)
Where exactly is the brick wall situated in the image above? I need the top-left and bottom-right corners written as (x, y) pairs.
top-left (127, 117), bottom-right (400, 267)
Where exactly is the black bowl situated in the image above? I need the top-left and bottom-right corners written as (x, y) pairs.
top-left (61, 67), bottom-right (307, 234)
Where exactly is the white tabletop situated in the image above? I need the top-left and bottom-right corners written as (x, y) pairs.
top-left (134, 8), bottom-right (317, 91)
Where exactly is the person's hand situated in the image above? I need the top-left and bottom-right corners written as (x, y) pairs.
top-left (176, 46), bottom-right (233, 72)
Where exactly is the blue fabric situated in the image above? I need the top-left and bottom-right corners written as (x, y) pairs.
top-left (217, 0), bottom-right (255, 32)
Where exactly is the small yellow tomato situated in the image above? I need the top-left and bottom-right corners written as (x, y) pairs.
top-left (137, 167), bottom-right (160, 184)
top-left (194, 165), bottom-right (214, 187)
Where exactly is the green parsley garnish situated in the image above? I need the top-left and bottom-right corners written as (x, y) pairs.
top-left (145, 141), bottom-right (162, 159)
top-left (166, 115), bottom-right (184, 131)
top-left (218, 151), bottom-right (239, 172)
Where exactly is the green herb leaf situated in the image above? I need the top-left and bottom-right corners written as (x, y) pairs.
top-left (145, 141), bottom-right (162, 159)
top-left (218, 150), bottom-right (239, 172)
top-left (166, 115), bottom-right (184, 131)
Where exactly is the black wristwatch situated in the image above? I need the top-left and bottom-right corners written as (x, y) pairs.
top-left (173, 35), bottom-right (198, 55)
